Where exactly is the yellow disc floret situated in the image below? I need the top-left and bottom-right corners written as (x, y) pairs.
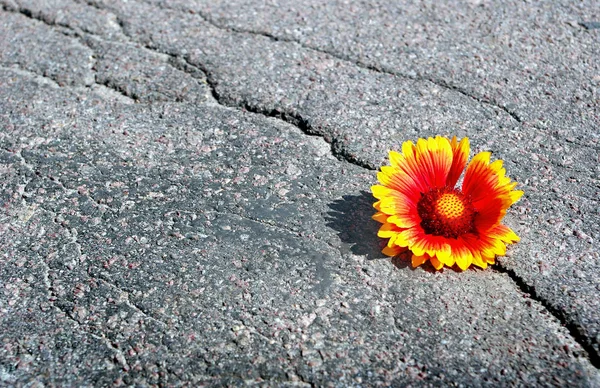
top-left (417, 187), bottom-right (476, 239)
top-left (436, 193), bottom-right (465, 219)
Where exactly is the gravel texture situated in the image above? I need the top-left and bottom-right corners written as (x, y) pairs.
top-left (1, 0), bottom-right (599, 386)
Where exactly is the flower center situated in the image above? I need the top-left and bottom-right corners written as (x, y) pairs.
top-left (417, 187), bottom-right (476, 238)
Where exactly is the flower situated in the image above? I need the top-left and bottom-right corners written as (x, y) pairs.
top-left (371, 136), bottom-right (523, 270)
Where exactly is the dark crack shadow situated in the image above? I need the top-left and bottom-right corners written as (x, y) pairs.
top-left (325, 190), bottom-right (387, 261)
top-left (493, 263), bottom-right (600, 368)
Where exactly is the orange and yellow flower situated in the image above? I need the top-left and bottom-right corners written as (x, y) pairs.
top-left (371, 136), bottom-right (523, 270)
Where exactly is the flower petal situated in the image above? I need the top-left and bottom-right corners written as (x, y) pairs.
top-left (474, 197), bottom-right (509, 231)
top-left (372, 212), bottom-right (389, 224)
top-left (488, 224), bottom-right (520, 243)
top-left (387, 212), bottom-right (420, 228)
top-left (446, 136), bottom-right (470, 187)
top-left (379, 195), bottom-right (414, 217)
top-left (377, 166), bottom-right (422, 202)
top-left (429, 255), bottom-right (444, 270)
top-left (409, 231), bottom-right (452, 263)
top-left (462, 151), bottom-right (523, 235)
top-left (390, 139), bottom-right (452, 192)
top-left (471, 251), bottom-right (487, 269)
top-left (382, 245), bottom-right (407, 257)
top-left (411, 253), bottom-right (428, 268)
top-left (462, 151), bottom-right (494, 203)
top-left (394, 228), bottom-right (420, 248)
top-left (510, 190), bottom-right (524, 204)
top-left (390, 141), bottom-right (428, 193)
top-left (450, 239), bottom-right (474, 271)
top-left (463, 151), bottom-right (521, 208)
top-left (415, 136), bottom-right (453, 189)
top-left (377, 223), bottom-right (402, 239)
top-left (461, 235), bottom-right (487, 269)
top-left (371, 185), bottom-right (396, 200)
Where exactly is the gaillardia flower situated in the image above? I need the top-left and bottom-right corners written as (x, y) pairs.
top-left (371, 136), bottom-right (523, 270)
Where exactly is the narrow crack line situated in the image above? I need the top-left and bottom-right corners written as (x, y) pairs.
top-left (81, 34), bottom-right (210, 104)
top-left (120, 32), bottom-right (375, 169)
top-left (247, 326), bottom-right (275, 346)
top-left (10, 205), bottom-right (132, 370)
top-left (2, 1), bottom-right (376, 171)
top-left (142, 0), bottom-right (523, 125)
top-left (206, 209), bottom-right (329, 245)
top-left (237, 28), bottom-right (523, 124)
top-left (0, 5), bottom-right (87, 47)
top-left (221, 314), bottom-right (277, 347)
top-left (214, 314), bottom-right (298, 364)
top-left (0, 65), bottom-right (62, 88)
top-left (237, 101), bottom-right (374, 170)
top-left (37, 253), bottom-right (54, 301)
top-left (160, 52), bottom-right (220, 104)
top-left (293, 365), bottom-right (316, 388)
top-left (94, 275), bottom-right (171, 327)
top-left (2, 1), bottom-right (99, 37)
top-left (418, 76), bottom-right (522, 123)
top-left (9, 147), bottom-right (36, 172)
top-left (95, 334), bottom-right (131, 371)
top-left (2, 36), bottom-right (134, 104)
top-left (50, 298), bottom-right (86, 327)
top-left (208, 207), bottom-right (355, 263)
top-left (493, 263), bottom-right (600, 369)
top-left (92, 77), bottom-right (138, 103)
top-left (76, 0), bottom-right (113, 16)
top-left (213, 21), bottom-right (524, 124)
top-left (1, 6), bottom-right (138, 102)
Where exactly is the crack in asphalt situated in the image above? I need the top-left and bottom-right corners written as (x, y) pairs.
top-left (94, 275), bottom-right (171, 327)
top-left (2, 152), bottom-right (168, 370)
top-left (145, 1), bottom-right (600, 155)
top-left (141, 0), bottom-right (523, 126)
top-left (18, 206), bottom-right (133, 370)
top-left (1, 3), bottom-right (373, 169)
top-left (0, 6), bottom-right (133, 103)
top-left (97, 335), bottom-right (132, 371)
top-left (3, 1), bottom-right (100, 36)
top-left (0, 65), bottom-right (63, 89)
top-left (494, 263), bottom-right (600, 368)
top-left (207, 209), bottom-right (307, 239)
top-left (236, 100), bottom-right (375, 170)
top-left (3, 0), bottom-right (600, 374)
top-left (205, 209), bottom-right (339, 251)
top-left (0, 6), bottom-right (138, 103)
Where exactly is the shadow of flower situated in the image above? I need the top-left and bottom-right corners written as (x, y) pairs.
top-left (325, 190), bottom-right (387, 261)
top-left (326, 190), bottom-right (440, 272)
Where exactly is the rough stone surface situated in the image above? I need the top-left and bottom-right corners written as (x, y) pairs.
top-left (162, 0), bottom-right (600, 132)
top-left (87, 37), bottom-right (211, 103)
top-left (1, 0), bottom-right (599, 386)
top-left (0, 10), bottom-right (94, 86)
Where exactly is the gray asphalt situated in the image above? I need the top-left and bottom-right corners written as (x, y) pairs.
top-left (0, 0), bottom-right (599, 386)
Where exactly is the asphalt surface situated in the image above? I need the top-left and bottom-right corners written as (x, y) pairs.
top-left (0, 0), bottom-right (599, 386)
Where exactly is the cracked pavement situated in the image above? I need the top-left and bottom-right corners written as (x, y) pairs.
top-left (0, 0), bottom-right (599, 386)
